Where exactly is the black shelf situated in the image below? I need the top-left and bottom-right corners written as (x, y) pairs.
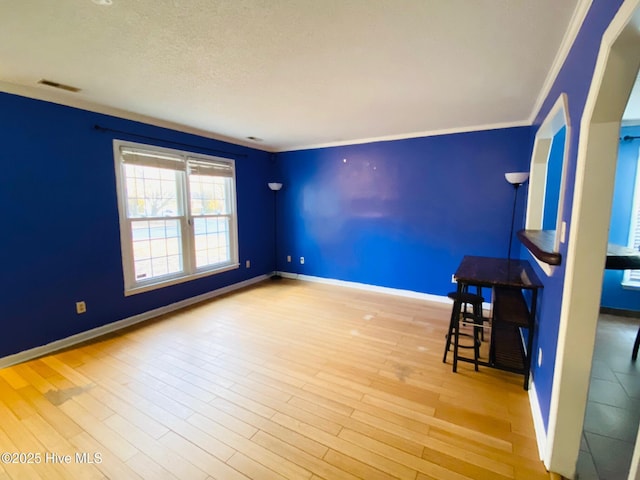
top-left (517, 231), bottom-right (640, 270)
top-left (517, 230), bottom-right (562, 266)
top-left (492, 322), bottom-right (525, 373)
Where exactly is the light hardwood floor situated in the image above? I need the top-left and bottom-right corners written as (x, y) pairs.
top-left (0, 279), bottom-right (549, 479)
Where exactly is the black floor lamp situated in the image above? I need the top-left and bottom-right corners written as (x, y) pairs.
top-left (505, 172), bottom-right (529, 260)
top-left (268, 182), bottom-right (283, 279)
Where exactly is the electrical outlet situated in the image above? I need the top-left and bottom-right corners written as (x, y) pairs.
top-left (300, 256), bottom-right (305, 264)
top-left (76, 301), bottom-right (87, 314)
top-left (245, 260), bottom-right (251, 268)
top-left (287, 255), bottom-right (291, 262)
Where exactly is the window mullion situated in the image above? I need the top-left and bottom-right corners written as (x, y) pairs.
top-left (124, 218), bottom-right (136, 290)
top-left (178, 168), bottom-right (194, 275)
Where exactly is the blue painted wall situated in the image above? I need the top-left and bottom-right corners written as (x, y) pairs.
top-left (0, 2), bottom-right (631, 449)
top-left (271, 1), bottom-right (629, 441)
top-left (275, 127), bottom-right (533, 295)
top-left (602, 126), bottom-right (640, 310)
top-left (527, 0), bottom-right (625, 431)
top-left (0, 92), bottom-right (274, 358)
top-left (543, 126), bottom-right (566, 230)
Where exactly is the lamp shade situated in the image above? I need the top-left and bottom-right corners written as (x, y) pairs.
top-left (268, 182), bottom-right (283, 191)
top-left (505, 172), bottom-right (529, 185)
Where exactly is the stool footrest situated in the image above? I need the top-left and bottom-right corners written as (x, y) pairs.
top-left (447, 291), bottom-right (484, 304)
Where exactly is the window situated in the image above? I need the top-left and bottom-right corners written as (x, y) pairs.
top-left (113, 140), bottom-right (239, 295)
top-left (624, 157), bottom-right (640, 287)
top-left (525, 93), bottom-right (570, 275)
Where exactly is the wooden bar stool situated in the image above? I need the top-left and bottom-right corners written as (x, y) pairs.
top-left (442, 291), bottom-right (485, 372)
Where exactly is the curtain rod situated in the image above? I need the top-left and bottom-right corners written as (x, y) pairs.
top-left (621, 135), bottom-right (640, 141)
top-left (93, 124), bottom-right (248, 158)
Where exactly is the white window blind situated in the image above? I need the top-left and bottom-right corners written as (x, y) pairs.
top-left (121, 147), bottom-right (185, 170)
top-left (624, 152), bottom-right (640, 286)
top-left (188, 157), bottom-right (234, 177)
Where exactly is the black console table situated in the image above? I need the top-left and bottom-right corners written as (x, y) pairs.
top-left (453, 256), bottom-right (543, 390)
top-left (605, 243), bottom-right (640, 270)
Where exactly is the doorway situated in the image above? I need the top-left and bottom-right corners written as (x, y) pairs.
top-left (544, 1), bottom-right (640, 478)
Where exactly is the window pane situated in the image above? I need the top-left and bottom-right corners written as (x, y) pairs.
top-left (193, 216), bottom-right (230, 268)
top-left (131, 219), bottom-right (183, 281)
top-left (132, 240), bottom-right (151, 260)
top-left (150, 238), bottom-right (167, 257)
top-left (134, 259), bottom-right (152, 281)
top-left (189, 175), bottom-right (228, 216)
top-left (124, 164), bottom-right (180, 218)
top-left (166, 237), bottom-right (180, 255)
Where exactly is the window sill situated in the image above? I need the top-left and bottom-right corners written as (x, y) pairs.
top-left (124, 263), bottom-right (240, 296)
top-left (517, 230), bottom-right (562, 266)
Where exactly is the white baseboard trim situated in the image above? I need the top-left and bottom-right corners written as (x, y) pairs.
top-left (279, 271), bottom-right (451, 304)
top-left (529, 380), bottom-right (548, 465)
top-left (278, 272), bottom-right (494, 311)
top-left (0, 274), bottom-right (270, 369)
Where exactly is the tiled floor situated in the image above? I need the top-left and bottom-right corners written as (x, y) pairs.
top-left (576, 313), bottom-right (640, 480)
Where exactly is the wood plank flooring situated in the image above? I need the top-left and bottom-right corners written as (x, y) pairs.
top-left (0, 279), bottom-right (550, 479)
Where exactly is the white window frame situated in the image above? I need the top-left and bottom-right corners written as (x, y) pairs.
top-left (525, 93), bottom-right (571, 276)
top-left (623, 144), bottom-right (640, 288)
top-left (113, 139), bottom-right (239, 296)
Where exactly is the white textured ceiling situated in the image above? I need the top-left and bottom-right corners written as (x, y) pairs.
top-left (0, 0), bottom-right (584, 151)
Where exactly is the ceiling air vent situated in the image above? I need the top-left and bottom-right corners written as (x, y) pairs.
top-left (38, 79), bottom-right (81, 93)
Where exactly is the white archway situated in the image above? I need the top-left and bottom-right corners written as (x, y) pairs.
top-left (545, 1), bottom-right (640, 477)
